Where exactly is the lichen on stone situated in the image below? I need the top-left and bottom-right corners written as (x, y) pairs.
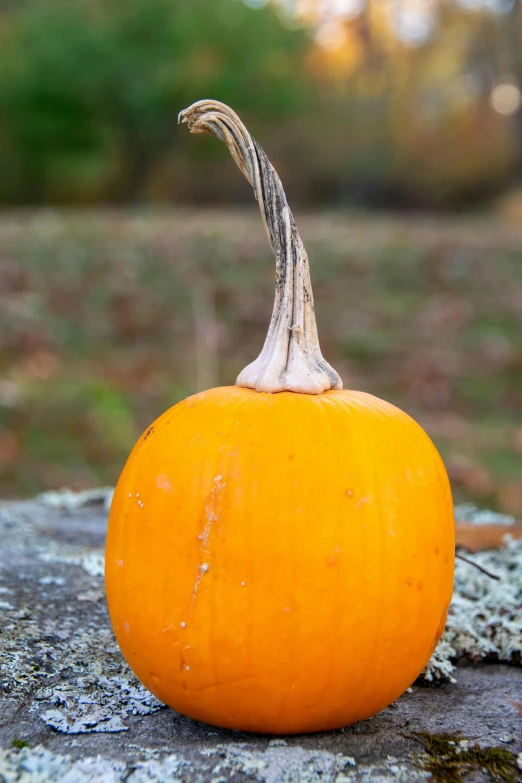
top-left (1, 488), bottom-right (521, 747)
top-left (0, 495), bottom-right (163, 736)
top-left (41, 672), bottom-right (164, 734)
top-left (200, 742), bottom-right (356, 783)
top-left (422, 640), bottom-right (457, 684)
top-left (453, 503), bottom-right (516, 526)
top-left (1, 605), bottom-right (164, 733)
top-left (38, 487), bottom-right (114, 512)
top-left (38, 546), bottom-right (105, 578)
top-left (0, 745), bottom-right (185, 783)
top-left (422, 536), bottom-right (522, 681)
top-left (0, 744), bottom-right (353, 783)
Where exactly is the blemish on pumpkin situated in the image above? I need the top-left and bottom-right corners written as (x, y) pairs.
top-left (199, 473), bottom-right (227, 558)
top-left (156, 474), bottom-right (172, 492)
top-left (202, 514), bottom-right (215, 541)
top-left (187, 392), bottom-right (205, 408)
top-left (116, 560), bottom-right (124, 568)
top-left (406, 578), bottom-right (413, 587)
top-left (191, 562), bottom-right (211, 614)
top-left (143, 426), bottom-right (155, 441)
top-left (434, 547), bottom-right (439, 555)
top-left (345, 489), bottom-right (354, 498)
top-left (354, 495), bottom-right (370, 508)
top-left (123, 622), bottom-right (130, 633)
top-left (417, 580), bottom-right (423, 591)
top-left (180, 621), bottom-right (186, 628)
top-left (288, 453), bottom-right (295, 461)
top-left (162, 625), bottom-right (173, 633)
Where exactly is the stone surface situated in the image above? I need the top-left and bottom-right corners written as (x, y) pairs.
top-left (0, 493), bottom-right (521, 782)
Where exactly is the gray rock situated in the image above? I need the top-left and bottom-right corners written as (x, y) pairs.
top-left (0, 493), bottom-right (520, 782)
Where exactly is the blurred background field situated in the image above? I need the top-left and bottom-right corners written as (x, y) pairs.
top-left (1, 0), bottom-right (522, 513)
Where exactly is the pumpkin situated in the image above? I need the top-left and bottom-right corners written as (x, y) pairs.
top-left (105, 100), bottom-right (455, 735)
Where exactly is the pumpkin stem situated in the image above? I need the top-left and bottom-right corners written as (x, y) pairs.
top-left (179, 100), bottom-right (342, 394)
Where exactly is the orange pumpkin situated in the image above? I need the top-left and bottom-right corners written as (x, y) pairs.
top-left (105, 101), bottom-right (454, 735)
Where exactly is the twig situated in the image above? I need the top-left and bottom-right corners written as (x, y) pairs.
top-left (455, 553), bottom-right (500, 580)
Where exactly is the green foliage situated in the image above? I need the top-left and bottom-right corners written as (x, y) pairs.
top-left (0, 0), bottom-right (521, 206)
top-left (0, 0), bottom-right (310, 201)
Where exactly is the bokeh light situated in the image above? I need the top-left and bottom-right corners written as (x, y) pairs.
top-left (490, 81), bottom-right (522, 116)
top-left (315, 18), bottom-right (347, 49)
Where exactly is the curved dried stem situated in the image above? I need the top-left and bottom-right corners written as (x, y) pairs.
top-left (455, 553), bottom-right (500, 580)
top-left (179, 99), bottom-right (342, 395)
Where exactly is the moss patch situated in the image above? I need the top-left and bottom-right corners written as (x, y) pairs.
top-left (412, 731), bottom-right (521, 782)
top-left (11, 739), bottom-right (29, 749)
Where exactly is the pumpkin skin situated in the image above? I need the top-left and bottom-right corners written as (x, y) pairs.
top-left (105, 385), bottom-right (454, 735)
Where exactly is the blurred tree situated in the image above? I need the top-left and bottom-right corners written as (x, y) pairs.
top-left (501, 0), bottom-right (522, 171)
top-left (0, 0), bottom-right (310, 202)
top-left (0, 0), bottom-right (521, 207)
top-left (299, 0), bottom-right (521, 207)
